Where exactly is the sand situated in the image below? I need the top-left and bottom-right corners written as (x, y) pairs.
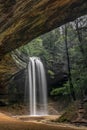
top-left (0, 113), bottom-right (87, 130)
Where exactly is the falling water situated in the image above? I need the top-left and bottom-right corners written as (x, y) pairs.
top-left (25, 57), bottom-right (48, 116)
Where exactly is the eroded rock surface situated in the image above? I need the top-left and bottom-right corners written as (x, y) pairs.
top-left (0, 0), bottom-right (87, 58)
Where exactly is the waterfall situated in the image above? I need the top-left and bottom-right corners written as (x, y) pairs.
top-left (25, 57), bottom-right (48, 116)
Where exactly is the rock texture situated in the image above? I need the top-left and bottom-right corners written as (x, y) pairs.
top-left (0, 0), bottom-right (87, 96)
top-left (0, 54), bottom-right (19, 94)
top-left (0, 0), bottom-right (87, 59)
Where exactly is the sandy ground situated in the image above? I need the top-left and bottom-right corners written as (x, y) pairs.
top-left (0, 113), bottom-right (87, 130)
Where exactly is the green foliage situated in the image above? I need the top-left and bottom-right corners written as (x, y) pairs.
top-left (17, 15), bottom-right (87, 100)
top-left (50, 86), bottom-right (69, 96)
top-left (20, 38), bottom-right (43, 56)
top-left (48, 70), bottom-right (55, 79)
top-left (69, 39), bottom-right (87, 99)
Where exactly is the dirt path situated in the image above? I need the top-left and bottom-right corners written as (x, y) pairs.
top-left (0, 113), bottom-right (87, 130)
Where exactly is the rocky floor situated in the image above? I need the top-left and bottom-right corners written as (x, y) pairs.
top-left (0, 113), bottom-right (87, 130)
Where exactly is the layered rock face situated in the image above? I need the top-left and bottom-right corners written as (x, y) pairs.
top-left (0, 0), bottom-right (87, 59)
top-left (0, 54), bottom-right (19, 91)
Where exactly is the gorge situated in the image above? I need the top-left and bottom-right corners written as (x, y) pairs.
top-left (0, 1), bottom-right (87, 130)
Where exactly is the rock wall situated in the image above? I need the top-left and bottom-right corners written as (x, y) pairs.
top-left (0, 54), bottom-right (19, 94)
top-left (0, 0), bottom-right (87, 59)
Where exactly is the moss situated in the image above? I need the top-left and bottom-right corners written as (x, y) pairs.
top-left (56, 102), bottom-right (78, 123)
top-left (58, 114), bottom-right (70, 122)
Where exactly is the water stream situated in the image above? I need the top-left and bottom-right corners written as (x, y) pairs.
top-left (25, 57), bottom-right (48, 116)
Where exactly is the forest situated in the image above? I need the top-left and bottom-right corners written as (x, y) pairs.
top-left (18, 15), bottom-right (87, 102)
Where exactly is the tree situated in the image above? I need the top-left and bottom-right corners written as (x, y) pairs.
top-left (64, 24), bottom-right (76, 101)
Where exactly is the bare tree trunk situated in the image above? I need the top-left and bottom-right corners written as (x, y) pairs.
top-left (75, 20), bottom-right (87, 100)
top-left (64, 24), bottom-right (76, 101)
top-left (75, 20), bottom-right (87, 66)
